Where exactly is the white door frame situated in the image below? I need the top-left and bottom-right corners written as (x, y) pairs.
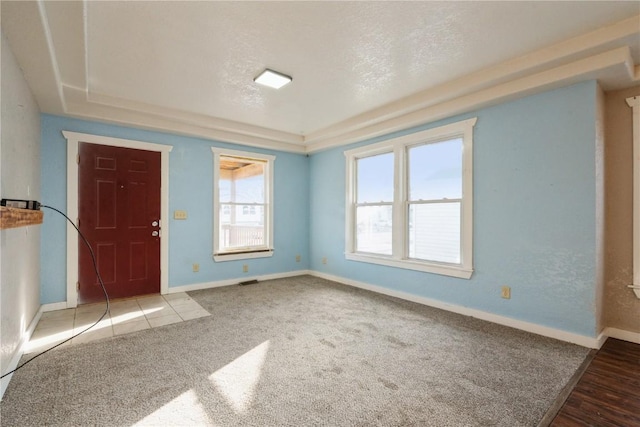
top-left (627, 96), bottom-right (640, 299)
top-left (63, 131), bottom-right (173, 307)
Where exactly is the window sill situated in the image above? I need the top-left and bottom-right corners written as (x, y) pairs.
top-left (345, 253), bottom-right (473, 279)
top-left (213, 250), bottom-right (274, 262)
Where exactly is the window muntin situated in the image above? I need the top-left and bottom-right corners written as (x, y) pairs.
top-left (344, 118), bottom-right (476, 279)
top-left (212, 148), bottom-right (275, 261)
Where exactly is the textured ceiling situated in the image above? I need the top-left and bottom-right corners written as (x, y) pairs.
top-left (2, 1), bottom-right (640, 152)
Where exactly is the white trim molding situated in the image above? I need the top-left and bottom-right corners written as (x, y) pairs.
top-left (344, 118), bottom-right (476, 279)
top-left (211, 146), bottom-right (275, 262)
top-left (626, 96), bottom-right (640, 299)
top-left (603, 327), bottom-right (640, 345)
top-left (63, 131), bottom-right (173, 307)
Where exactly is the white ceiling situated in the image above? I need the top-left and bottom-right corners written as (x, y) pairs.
top-left (2, 1), bottom-right (640, 153)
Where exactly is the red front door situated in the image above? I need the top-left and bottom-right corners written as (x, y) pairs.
top-left (78, 142), bottom-right (161, 304)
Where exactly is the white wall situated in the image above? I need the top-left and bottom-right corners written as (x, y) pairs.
top-left (1, 31), bottom-right (42, 393)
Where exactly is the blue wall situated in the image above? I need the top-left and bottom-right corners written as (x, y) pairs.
top-left (40, 81), bottom-right (600, 338)
top-left (309, 81), bottom-right (599, 337)
top-left (40, 115), bottom-right (310, 304)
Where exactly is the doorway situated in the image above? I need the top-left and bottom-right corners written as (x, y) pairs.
top-left (63, 131), bottom-right (173, 308)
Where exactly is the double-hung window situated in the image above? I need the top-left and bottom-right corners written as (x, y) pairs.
top-left (212, 147), bottom-right (275, 261)
top-left (345, 118), bottom-right (476, 279)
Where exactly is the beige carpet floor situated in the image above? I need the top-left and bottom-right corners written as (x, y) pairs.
top-left (0, 275), bottom-right (589, 426)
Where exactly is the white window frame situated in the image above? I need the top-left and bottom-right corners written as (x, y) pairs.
top-left (626, 96), bottom-right (640, 298)
top-left (344, 118), bottom-right (477, 279)
top-left (212, 147), bottom-right (275, 262)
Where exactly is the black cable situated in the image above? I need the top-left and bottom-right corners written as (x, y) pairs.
top-left (0, 205), bottom-right (110, 379)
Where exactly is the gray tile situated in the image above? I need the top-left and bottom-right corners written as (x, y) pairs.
top-left (74, 317), bottom-right (112, 334)
top-left (140, 306), bottom-right (171, 319)
top-left (36, 316), bottom-right (75, 332)
top-left (25, 336), bottom-right (72, 354)
top-left (30, 326), bottom-right (74, 343)
top-left (110, 309), bottom-right (147, 325)
top-left (162, 292), bottom-right (190, 301)
top-left (178, 309), bottom-right (211, 321)
top-left (109, 300), bottom-right (140, 313)
top-left (169, 301), bottom-right (204, 313)
top-left (113, 319), bottom-right (150, 336)
top-left (148, 314), bottom-right (183, 328)
top-left (74, 312), bottom-right (111, 327)
top-left (165, 299), bottom-right (194, 308)
top-left (72, 326), bottom-right (113, 345)
top-left (143, 305), bottom-right (177, 319)
top-left (75, 303), bottom-right (108, 314)
top-left (41, 308), bottom-right (76, 320)
top-left (136, 295), bottom-right (165, 307)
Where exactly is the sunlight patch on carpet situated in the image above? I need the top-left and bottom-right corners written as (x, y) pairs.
top-left (209, 340), bottom-right (271, 414)
top-left (132, 389), bottom-right (212, 426)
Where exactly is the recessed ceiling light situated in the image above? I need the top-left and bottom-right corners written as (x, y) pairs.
top-left (254, 69), bottom-right (292, 89)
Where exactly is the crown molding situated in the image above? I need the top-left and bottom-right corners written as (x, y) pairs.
top-left (33, 3), bottom-right (640, 155)
top-left (304, 15), bottom-right (640, 146)
top-left (305, 46), bottom-right (638, 153)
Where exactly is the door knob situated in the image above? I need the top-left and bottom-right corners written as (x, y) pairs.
top-left (152, 231), bottom-right (159, 237)
top-left (152, 221), bottom-right (159, 227)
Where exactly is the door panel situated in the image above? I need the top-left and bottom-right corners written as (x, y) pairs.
top-left (78, 142), bottom-right (161, 304)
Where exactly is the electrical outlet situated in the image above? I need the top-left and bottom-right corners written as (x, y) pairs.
top-left (243, 264), bottom-right (249, 273)
top-left (501, 286), bottom-right (511, 299)
top-left (192, 263), bottom-right (199, 273)
top-left (296, 255), bottom-right (301, 262)
top-left (174, 210), bottom-right (188, 220)
top-left (322, 257), bottom-right (327, 265)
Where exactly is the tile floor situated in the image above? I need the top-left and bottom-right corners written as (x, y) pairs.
top-left (27, 292), bottom-right (210, 354)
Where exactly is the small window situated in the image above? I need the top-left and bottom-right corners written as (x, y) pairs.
top-left (345, 118), bottom-right (476, 279)
top-left (212, 147), bottom-right (275, 261)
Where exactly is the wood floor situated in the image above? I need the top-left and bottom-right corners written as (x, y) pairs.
top-left (551, 338), bottom-right (640, 426)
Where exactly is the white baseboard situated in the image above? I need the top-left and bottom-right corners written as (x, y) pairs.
top-left (1, 306), bottom-right (43, 400)
top-left (603, 327), bottom-right (640, 344)
top-left (164, 269), bottom-right (313, 294)
top-left (309, 271), bottom-right (604, 349)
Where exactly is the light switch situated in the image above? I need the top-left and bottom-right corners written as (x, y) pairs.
top-left (174, 210), bottom-right (187, 220)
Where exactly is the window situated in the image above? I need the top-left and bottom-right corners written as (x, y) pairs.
top-left (345, 118), bottom-right (476, 279)
top-left (212, 147), bottom-right (275, 261)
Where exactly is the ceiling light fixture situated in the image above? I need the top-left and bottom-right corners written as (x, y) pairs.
top-left (254, 69), bottom-right (292, 89)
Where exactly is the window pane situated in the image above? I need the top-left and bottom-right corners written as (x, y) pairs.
top-left (357, 152), bottom-right (394, 203)
top-left (356, 205), bottom-right (392, 255)
top-left (409, 202), bottom-right (460, 264)
top-left (409, 138), bottom-right (462, 201)
top-left (219, 203), bottom-right (265, 251)
top-left (220, 157), bottom-right (265, 204)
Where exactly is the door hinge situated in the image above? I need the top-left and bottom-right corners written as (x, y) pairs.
top-left (76, 154), bottom-right (80, 165)
top-left (76, 281), bottom-right (80, 290)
